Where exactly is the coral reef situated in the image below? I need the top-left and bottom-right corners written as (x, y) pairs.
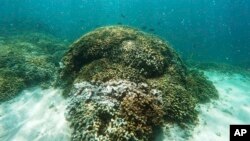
top-left (66, 80), bottom-right (163, 141)
top-left (186, 70), bottom-right (219, 103)
top-left (0, 69), bottom-right (25, 102)
top-left (60, 26), bottom-right (184, 81)
top-left (61, 25), bottom-right (218, 140)
top-left (75, 58), bottom-right (145, 83)
top-left (148, 75), bottom-right (198, 126)
top-left (0, 32), bottom-right (69, 102)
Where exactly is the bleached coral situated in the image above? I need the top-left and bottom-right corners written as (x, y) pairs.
top-left (66, 80), bottom-right (163, 141)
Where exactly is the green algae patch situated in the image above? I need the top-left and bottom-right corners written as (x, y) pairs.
top-left (61, 25), bottom-right (218, 141)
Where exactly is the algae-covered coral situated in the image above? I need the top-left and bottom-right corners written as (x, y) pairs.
top-left (0, 32), bottom-right (69, 102)
top-left (61, 25), bottom-right (218, 140)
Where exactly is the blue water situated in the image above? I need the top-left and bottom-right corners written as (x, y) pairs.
top-left (0, 0), bottom-right (249, 65)
top-left (0, 0), bottom-right (250, 64)
top-left (1, 1), bottom-right (250, 141)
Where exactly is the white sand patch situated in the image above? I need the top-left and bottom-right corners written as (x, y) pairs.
top-left (0, 87), bottom-right (71, 141)
top-left (164, 71), bottom-right (250, 141)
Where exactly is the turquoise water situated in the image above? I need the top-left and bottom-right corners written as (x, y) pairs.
top-left (1, 0), bottom-right (249, 65)
top-left (0, 0), bottom-right (250, 141)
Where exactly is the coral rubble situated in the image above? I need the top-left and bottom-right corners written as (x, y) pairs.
top-left (61, 26), bottom-right (218, 140)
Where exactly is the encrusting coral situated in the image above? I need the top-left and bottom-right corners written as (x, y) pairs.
top-left (60, 25), bottom-right (219, 140)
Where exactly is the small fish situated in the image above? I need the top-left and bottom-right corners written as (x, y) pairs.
top-left (181, 19), bottom-right (185, 25)
top-left (95, 25), bottom-right (101, 28)
top-left (141, 26), bottom-right (147, 30)
top-left (149, 28), bottom-right (155, 32)
top-left (117, 22), bottom-right (123, 25)
top-left (120, 14), bottom-right (126, 18)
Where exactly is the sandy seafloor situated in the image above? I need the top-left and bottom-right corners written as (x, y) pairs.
top-left (0, 88), bottom-right (71, 141)
top-left (0, 71), bottom-right (250, 141)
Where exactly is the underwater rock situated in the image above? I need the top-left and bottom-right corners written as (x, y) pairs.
top-left (61, 25), bottom-right (218, 140)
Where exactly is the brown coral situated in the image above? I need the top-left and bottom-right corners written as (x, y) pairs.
top-left (120, 92), bottom-right (164, 140)
top-left (62, 25), bottom-right (219, 141)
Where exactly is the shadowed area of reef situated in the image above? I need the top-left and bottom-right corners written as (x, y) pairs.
top-left (0, 32), bottom-right (69, 102)
top-left (60, 25), bottom-right (219, 141)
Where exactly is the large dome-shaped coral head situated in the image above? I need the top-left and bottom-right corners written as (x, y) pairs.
top-left (60, 25), bottom-right (218, 141)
